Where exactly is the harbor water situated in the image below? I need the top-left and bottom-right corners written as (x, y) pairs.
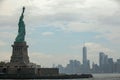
top-left (0, 74), bottom-right (119, 80)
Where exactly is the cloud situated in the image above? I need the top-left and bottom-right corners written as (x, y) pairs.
top-left (114, 0), bottom-right (120, 4)
top-left (29, 52), bottom-right (81, 67)
top-left (69, 42), bottom-right (117, 64)
top-left (0, 0), bottom-right (4, 4)
top-left (0, 0), bottom-right (3, 2)
top-left (41, 32), bottom-right (54, 36)
top-left (70, 42), bottom-right (113, 54)
top-left (0, 40), bottom-right (7, 46)
top-left (69, 44), bottom-right (82, 50)
top-left (0, 0), bottom-right (120, 66)
top-left (62, 22), bottom-right (98, 32)
top-left (0, 32), bottom-right (16, 40)
top-left (22, 0), bottom-right (120, 44)
top-left (85, 42), bottom-right (118, 64)
top-left (0, 52), bottom-right (11, 61)
top-left (85, 42), bottom-right (113, 54)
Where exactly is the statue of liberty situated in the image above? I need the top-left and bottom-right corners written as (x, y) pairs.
top-left (15, 7), bottom-right (26, 42)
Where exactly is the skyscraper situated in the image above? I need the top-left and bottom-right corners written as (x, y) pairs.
top-left (82, 45), bottom-right (90, 73)
top-left (99, 52), bottom-right (105, 67)
top-left (83, 46), bottom-right (87, 65)
top-left (99, 52), bottom-right (109, 73)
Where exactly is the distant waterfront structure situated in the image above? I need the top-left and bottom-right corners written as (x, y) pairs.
top-left (99, 52), bottom-right (108, 73)
top-left (57, 51), bottom-right (120, 74)
top-left (99, 52), bottom-right (105, 66)
top-left (82, 45), bottom-right (90, 73)
top-left (83, 46), bottom-right (87, 65)
top-left (56, 49), bottom-right (120, 74)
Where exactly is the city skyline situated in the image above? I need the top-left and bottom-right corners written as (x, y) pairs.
top-left (0, 0), bottom-right (120, 67)
top-left (57, 51), bottom-right (120, 74)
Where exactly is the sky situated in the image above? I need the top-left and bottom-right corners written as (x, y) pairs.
top-left (0, 0), bottom-right (120, 67)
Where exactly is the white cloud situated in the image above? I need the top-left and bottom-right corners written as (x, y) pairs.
top-left (0, 52), bottom-right (11, 61)
top-left (94, 25), bottom-right (120, 44)
top-left (86, 42), bottom-right (118, 64)
top-left (41, 32), bottom-right (54, 36)
top-left (63, 22), bottom-right (98, 32)
top-left (0, 32), bottom-right (16, 40)
top-left (85, 42), bottom-right (113, 54)
top-left (0, 40), bottom-right (7, 46)
top-left (69, 42), bottom-right (117, 64)
top-left (29, 52), bottom-right (81, 67)
top-left (22, 0), bottom-right (119, 44)
top-left (69, 44), bottom-right (82, 50)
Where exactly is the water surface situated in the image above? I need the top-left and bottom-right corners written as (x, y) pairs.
top-left (0, 74), bottom-right (120, 80)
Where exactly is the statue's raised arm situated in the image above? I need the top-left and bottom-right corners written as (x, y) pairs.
top-left (23, 6), bottom-right (25, 13)
top-left (19, 7), bottom-right (25, 22)
top-left (15, 7), bottom-right (26, 42)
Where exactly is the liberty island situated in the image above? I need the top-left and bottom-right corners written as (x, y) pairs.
top-left (0, 7), bottom-right (59, 78)
top-left (0, 7), bottom-right (92, 79)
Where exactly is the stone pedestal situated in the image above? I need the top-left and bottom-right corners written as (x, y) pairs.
top-left (10, 42), bottom-right (29, 67)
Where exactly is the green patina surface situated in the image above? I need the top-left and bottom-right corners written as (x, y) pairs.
top-left (15, 7), bottom-right (26, 42)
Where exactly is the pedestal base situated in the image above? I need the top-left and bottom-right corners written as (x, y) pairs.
top-left (10, 42), bottom-right (29, 68)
